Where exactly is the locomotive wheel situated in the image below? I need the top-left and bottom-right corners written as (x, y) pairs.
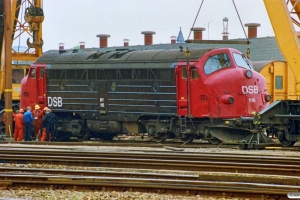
top-left (208, 138), bottom-right (222, 145)
top-left (277, 130), bottom-right (296, 147)
top-left (55, 132), bottom-right (72, 142)
top-left (152, 137), bottom-right (165, 143)
top-left (99, 134), bottom-right (115, 140)
top-left (180, 135), bottom-right (195, 144)
top-left (75, 131), bottom-right (91, 142)
top-left (76, 135), bottom-right (90, 142)
top-left (279, 139), bottom-right (296, 147)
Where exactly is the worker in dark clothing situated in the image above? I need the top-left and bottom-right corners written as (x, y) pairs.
top-left (23, 106), bottom-right (34, 141)
top-left (42, 108), bottom-right (58, 142)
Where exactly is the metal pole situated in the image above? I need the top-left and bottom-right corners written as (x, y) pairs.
top-left (184, 47), bottom-right (191, 118)
top-left (4, 0), bottom-right (13, 138)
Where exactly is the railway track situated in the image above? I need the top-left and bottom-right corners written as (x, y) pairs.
top-left (0, 138), bottom-right (239, 149)
top-left (1, 134), bottom-right (299, 151)
top-left (0, 147), bottom-right (300, 176)
top-left (0, 170), bottom-right (297, 199)
top-left (0, 145), bottom-right (299, 199)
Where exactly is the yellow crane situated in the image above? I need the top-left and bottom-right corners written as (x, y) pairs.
top-left (263, 0), bottom-right (300, 97)
top-left (250, 0), bottom-right (300, 146)
top-left (1, 0), bottom-right (44, 137)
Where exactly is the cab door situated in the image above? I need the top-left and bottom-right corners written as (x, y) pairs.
top-left (176, 65), bottom-right (188, 116)
top-left (176, 64), bottom-right (207, 118)
top-left (36, 66), bottom-right (46, 107)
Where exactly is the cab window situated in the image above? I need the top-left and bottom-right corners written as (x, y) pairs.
top-left (233, 53), bottom-right (253, 70)
top-left (30, 68), bottom-right (36, 79)
top-left (182, 68), bottom-right (187, 78)
top-left (40, 68), bottom-right (45, 79)
top-left (204, 53), bottom-right (231, 75)
top-left (191, 67), bottom-right (199, 79)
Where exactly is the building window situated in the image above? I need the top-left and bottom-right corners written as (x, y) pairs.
top-left (275, 76), bottom-right (283, 89)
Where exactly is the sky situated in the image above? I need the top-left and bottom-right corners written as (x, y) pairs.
top-left (18, 0), bottom-right (275, 51)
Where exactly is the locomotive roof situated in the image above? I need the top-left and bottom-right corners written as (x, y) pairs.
top-left (36, 48), bottom-right (214, 69)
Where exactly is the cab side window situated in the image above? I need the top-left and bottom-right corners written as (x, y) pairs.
top-left (204, 53), bottom-right (231, 75)
top-left (30, 68), bottom-right (36, 79)
top-left (191, 67), bottom-right (199, 79)
top-left (40, 68), bottom-right (45, 79)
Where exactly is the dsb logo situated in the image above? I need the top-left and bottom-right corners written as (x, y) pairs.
top-left (48, 97), bottom-right (63, 107)
top-left (242, 86), bottom-right (258, 94)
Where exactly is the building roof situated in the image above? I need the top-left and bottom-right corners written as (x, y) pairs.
top-left (46, 36), bottom-right (285, 62)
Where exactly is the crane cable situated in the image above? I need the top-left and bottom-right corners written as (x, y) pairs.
top-left (187, 0), bottom-right (251, 58)
top-left (187, 0), bottom-right (205, 40)
top-left (231, 0), bottom-right (251, 58)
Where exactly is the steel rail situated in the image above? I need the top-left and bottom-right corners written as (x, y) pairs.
top-left (1, 147), bottom-right (300, 162)
top-left (0, 153), bottom-right (299, 176)
top-left (0, 140), bottom-right (238, 148)
top-left (0, 166), bottom-right (299, 186)
top-left (0, 173), bottom-right (296, 199)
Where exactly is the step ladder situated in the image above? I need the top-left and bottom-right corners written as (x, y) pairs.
top-left (180, 117), bottom-right (187, 134)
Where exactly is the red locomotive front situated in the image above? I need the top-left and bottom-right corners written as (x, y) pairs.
top-left (176, 48), bottom-right (269, 118)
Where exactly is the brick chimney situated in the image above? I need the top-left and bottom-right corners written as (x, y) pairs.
top-left (79, 41), bottom-right (85, 49)
top-left (191, 27), bottom-right (205, 40)
top-left (245, 23), bottom-right (261, 38)
top-left (123, 39), bottom-right (129, 47)
top-left (97, 34), bottom-right (110, 48)
top-left (141, 31), bottom-right (156, 45)
top-left (59, 43), bottom-right (64, 50)
top-left (170, 36), bottom-right (177, 44)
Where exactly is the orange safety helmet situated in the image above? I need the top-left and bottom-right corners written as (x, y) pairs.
top-left (19, 108), bottom-right (24, 113)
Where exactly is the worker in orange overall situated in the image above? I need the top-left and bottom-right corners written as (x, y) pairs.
top-left (3, 110), bottom-right (16, 125)
top-left (32, 104), bottom-right (43, 140)
top-left (14, 109), bottom-right (24, 141)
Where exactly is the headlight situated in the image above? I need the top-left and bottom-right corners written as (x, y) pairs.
top-left (228, 97), bottom-right (234, 104)
top-left (265, 94), bottom-right (272, 102)
top-left (245, 70), bottom-right (252, 78)
top-left (220, 95), bottom-right (234, 104)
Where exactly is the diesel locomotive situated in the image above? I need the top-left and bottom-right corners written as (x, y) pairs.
top-left (20, 47), bottom-right (270, 143)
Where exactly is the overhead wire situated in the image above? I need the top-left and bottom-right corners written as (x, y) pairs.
top-left (231, 0), bottom-right (251, 58)
top-left (231, 0), bottom-right (249, 42)
top-left (187, 0), bottom-right (205, 40)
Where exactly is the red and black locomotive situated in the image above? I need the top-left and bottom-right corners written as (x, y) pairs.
top-left (20, 47), bottom-right (270, 143)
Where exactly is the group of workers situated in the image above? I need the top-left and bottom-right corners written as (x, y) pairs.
top-left (11, 105), bottom-right (58, 142)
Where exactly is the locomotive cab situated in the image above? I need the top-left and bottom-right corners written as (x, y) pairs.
top-left (176, 48), bottom-right (268, 118)
top-left (20, 65), bottom-right (46, 109)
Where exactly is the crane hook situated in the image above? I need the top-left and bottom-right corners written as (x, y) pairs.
top-left (27, 37), bottom-right (43, 48)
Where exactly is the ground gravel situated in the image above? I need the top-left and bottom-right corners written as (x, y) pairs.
top-left (0, 189), bottom-right (242, 200)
